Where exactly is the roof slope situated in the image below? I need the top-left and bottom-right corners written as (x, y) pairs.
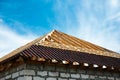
top-left (0, 30), bottom-right (120, 63)
top-left (0, 30), bottom-right (120, 72)
top-left (19, 45), bottom-right (120, 68)
top-left (37, 30), bottom-right (120, 58)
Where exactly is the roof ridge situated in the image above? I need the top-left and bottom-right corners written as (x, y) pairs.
top-left (35, 30), bottom-right (120, 58)
top-left (0, 30), bottom-right (120, 62)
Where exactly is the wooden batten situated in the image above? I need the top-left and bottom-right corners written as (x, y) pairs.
top-left (0, 65), bottom-right (4, 72)
top-left (83, 63), bottom-right (89, 67)
top-left (5, 62), bottom-right (13, 71)
top-left (62, 60), bottom-right (69, 64)
top-left (73, 62), bottom-right (79, 65)
top-left (52, 59), bottom-right (58, 63)
top-left (102, 65), bottom-right (107, 69)
top-left (16, 56), bottom-right (24, 62)
top-left (93, 64), bottom-right (99, 68)
top-left (37, 58), bottom-right (46, 61)
top-left (111, 66), bottom-right (114, 70)
top-left (31, 56), bottom-right (37, 61)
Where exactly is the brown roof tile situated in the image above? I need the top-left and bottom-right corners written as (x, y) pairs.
top-left (19, 45), bottom-right (120, 68)
top-left (0, 30), bottom-right (120, 69)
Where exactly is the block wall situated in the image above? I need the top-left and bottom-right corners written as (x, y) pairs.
top-left (0, 63), bottom-right (120, 80)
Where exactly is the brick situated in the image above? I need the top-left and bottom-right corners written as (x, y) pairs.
top-left (69, 79), bottom-right (76, 80)
top-left (99, 76), bottom-right (106, 79)
top-left (20, 70), bottom-right (35, 75)
top-left (33, 77), bottom-right (45, 80)
top-left (113, 73), bottom-right (120, 77)
top-left (17, 76), bottom-right (32, 80)
top-left (58, 78), bottom-right (68, 80)
top-left (60, 73), bottom-right (70, 78)
top-left (116, 78), bottom-right (120, 80)
top-left (49, 71), bottom-right (59, 77)
top-left (37, 71), bottom-right (47, 76)
top-left (46, 77), bottom-right (57, 80)
top-left (89, 75), bottom-right (95, 79)
top-left (5, 75), bottom-right (11, 79)
top-left (108, 77), bottom-right (114, 80)
top-left (12, 72), bottom-right (19, 78)
top-left (0, 78), bottom-right (5, 80)
top-left (81, 74), bottom-right (89, 79)
top-left (71, 73), bottom-right (80, 78)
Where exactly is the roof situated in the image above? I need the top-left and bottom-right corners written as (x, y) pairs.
top-left (37, 30), bottom-right (120, 58)
top-left (20, 45), bottom-right (120, 67)
top-left (0, 30), bottom-right (120, 72)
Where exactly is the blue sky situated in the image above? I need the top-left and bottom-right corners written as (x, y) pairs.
top-left (0, 0), bottom-right (120, 57)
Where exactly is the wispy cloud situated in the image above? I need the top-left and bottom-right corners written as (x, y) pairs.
top-left (0, 19), bottom-right (37, 57)
top-left (0, 0), bottom-right (120, 57)
top-left (52, 0), bottom-right (120, 53)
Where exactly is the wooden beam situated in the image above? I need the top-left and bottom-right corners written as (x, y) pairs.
top-left (0, 65), bottom-right (4, 71)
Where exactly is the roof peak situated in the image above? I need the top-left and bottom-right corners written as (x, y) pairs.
top-left (37, 29), bottom-right (62, 43)
top-left (36, 30), bottom-right (120, 58)
top-left (1, 30), bottom-right (120, 62)
top-left (51, 29), bottom-right (58, 32)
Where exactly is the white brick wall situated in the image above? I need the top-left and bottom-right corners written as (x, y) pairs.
top-left (71, 73), bottom-right (80, 78)
top-left (5, 75), bottom-right (11, 79)
top-left (48, 71), bottom-right (59, 77)
top-left (12, 72), bottom-right (19, 78)
top-left (58, 78), bottom-right (68, 80)
top-left (17, 76), bottom-right (32, 80)
top-left (60, 73), bottom-right (70, 78)
top-left (0, 63), bottom-right (120, 80)
top-left (46, 77), bottom-right (57, 80)
top-left (108, 77), bottom-right (114, 80)
top-left (89, 75), bottom-right (95, 79)
top-left (33, 77), bottom-right (45, 80)
top-left (69, 79), bottom-right (76, 80)
top-left (81, 74), bottom-right (89, 79)
top-left (116, 78), bottom-right (120, 80)
top-left (99, 76), bottom-right (106, 79)
top-left (0, 78), bottom-right (5, 80)
top-left (20, 70), bottom-right (35, 76)
top-left (37, 71), bottom-right (47, 76)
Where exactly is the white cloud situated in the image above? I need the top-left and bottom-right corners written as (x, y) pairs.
top-left (0, 19), bottom-right (37, 58)
top-left (109, 0), bottom-right (119, 8)
top-left (105, 12), bottom-right (120, 22)
top-left (52, 0), bottom-right (120, 53)
top-left (76, 1), bottom-right (120, 52)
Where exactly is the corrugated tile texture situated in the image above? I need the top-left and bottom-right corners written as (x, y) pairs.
top-left (18, 45), bottom-right (120, 68)
top-left (0, 30), bottom-right (120, 66)
top-left (0, 36), bottom-right (44, 62)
